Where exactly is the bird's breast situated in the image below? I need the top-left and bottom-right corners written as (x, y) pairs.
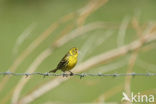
top-left (67, 56), bottom-right (77, 70)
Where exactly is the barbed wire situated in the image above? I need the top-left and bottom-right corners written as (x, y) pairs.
top-left (0, 71), bottom-right (156, 79)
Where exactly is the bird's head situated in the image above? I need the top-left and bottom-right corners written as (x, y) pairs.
top-left (69, 47), bottom-right (78, 57)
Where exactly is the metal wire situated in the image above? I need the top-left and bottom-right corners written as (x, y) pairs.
top-left (0, 71), bottom-right (156, 79)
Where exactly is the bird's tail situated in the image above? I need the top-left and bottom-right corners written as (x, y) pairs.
top-left (49, 68), bottom-right (58, 73)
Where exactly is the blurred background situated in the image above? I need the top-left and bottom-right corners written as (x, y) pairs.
top-left (0, 0), bottom-right (156, 104)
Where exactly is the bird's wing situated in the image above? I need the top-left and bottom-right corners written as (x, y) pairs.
top-left (57, 53), bottom-right (69, 69)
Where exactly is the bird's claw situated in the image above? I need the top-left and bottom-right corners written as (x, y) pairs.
top-left (70, 72), bottom-right (74, 76)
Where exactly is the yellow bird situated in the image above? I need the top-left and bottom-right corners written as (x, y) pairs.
top-left (49, 47), bottom-right (78, 75)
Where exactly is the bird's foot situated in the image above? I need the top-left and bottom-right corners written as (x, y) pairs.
top-left (69, 71), bottom-right (74, 76)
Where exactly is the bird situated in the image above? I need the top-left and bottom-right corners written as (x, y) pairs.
top-left (49, 47), bottom-right (78, 76)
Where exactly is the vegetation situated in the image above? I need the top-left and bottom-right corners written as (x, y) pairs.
top-left (0, 0), bottom-right (156, 104)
